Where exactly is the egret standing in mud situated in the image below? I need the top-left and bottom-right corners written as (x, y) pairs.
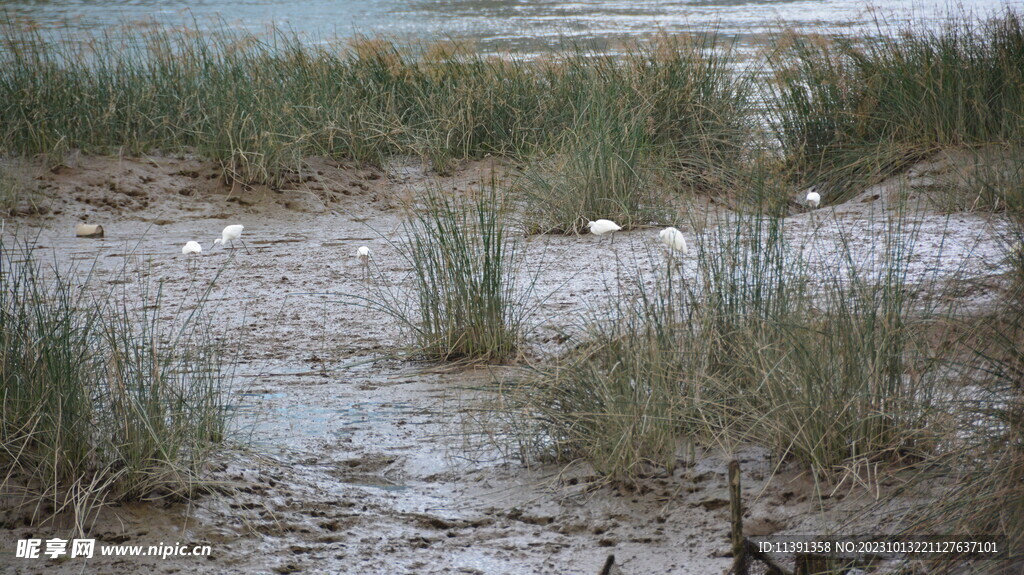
top-left (658, 227), bottom-right (688, 271)
top-left (806, 190), bottom-right (822, 229)
top-left (182, 240), bottom-right (202, 274)
top-left (181, 240), bottom-right (202, 255)
top-left (357, 246), bottom-right (371, 280)
top-left (212, 224), bottom-right (250, 254)
top-left (587, 219), bottom-right (621, 244)
top-left (658, 226), bottom-right (688, 256)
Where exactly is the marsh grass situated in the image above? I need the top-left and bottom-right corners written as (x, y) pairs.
top-left (899, 301), bottom-right (1024, 571)
top-left (0, 161), bottom-right (39, 216)
top-left (680, 206), bottom-right (941, 471)
top-left (501, 190), bottom-right (952, 482)
top-left (955, 147), bottom-right (1024, 214)
top-left (0, 239), bottom-right (230, 531)
top-left (0, 24), bottom-right (749, 193)
top-left (517, 94), bottom-right (660, 234)
top-left (366, 181), bottom-right (530, 362)
top-left (768, 11), bottom-right (1024, 204)
top-left (517, 38), bottom-right (750, 233)
top-left (506, 262), bottom-right (702, 480)
top-left (911, 146), bottom-right (1024, 214)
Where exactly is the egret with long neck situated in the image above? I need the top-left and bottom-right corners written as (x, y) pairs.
top-left (212, 224), bottom-right (250, 254)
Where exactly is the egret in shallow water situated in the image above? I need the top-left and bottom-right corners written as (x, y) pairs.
top-left (181, 241), bottom-right (202, 255)
top-left (212, 224), bottom-right (250, 254)
top-left (658, 226), bottom-right (688, 256)
top-left (806, 191), bottom-right (821, 209)
top-left (587, 219), bottom-right (621, 244)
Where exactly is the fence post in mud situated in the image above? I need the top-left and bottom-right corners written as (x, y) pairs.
top-left (729, 459), bottom-right (748, 575)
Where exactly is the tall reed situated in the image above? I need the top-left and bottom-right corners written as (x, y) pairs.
top-left (0, 239), bottom-right (230, 530)
top-left (0, 24), bottom-right (748, 192)
top-left (768, 10), bottom-right (1024, 203)
top-left (508, 263), bottom-right (700, 480)
top-left (898, 299), bottom-right (1024, 572)
top-left (368, 182), bottom-right (528, 362)
top-left (501, 191), bottom-right (949, 481)
top-left (518, 37), bottom-right (750, 233)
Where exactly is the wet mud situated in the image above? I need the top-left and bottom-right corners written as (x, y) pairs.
top-left (0, 153), bottom-right (1014, 574)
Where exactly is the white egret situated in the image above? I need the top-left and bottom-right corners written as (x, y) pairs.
top-left (658, 227), bottom-right (688, 255)
top-left (587, 219), bottom-right (621, 244)
top-left (181, 241), bottom-right (202, 255)
top-left (357, 246), bottom-right (371, 281)
top-left (212, 224), bottom-right (250, 254)
top-left (806, 191), bottom-right (821, 209)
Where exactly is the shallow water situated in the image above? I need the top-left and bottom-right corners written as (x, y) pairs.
top-left (2, 0), bottom-right (1020, 55)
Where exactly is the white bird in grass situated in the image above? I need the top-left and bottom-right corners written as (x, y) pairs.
top-left (806, 190), bottom-right (821, 209)
top-left (212, 224), bottom-right (250, 254)
top-left (658, 226), bottom-right (688, 256)
top-left (181, 240), bottom-right (202, 255)
top-left (587, 219), bottom-right (621, 242)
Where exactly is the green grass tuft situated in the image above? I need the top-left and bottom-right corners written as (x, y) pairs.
top-left (368, 181), bottom-right (530, 362)
top-left (0, 238), bottom-right (231, 530)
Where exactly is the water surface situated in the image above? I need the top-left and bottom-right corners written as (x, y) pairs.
top-left (2, 0), bottom-right (1020, 54)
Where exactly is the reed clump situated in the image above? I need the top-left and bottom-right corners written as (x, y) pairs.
top-left (769, 10), bottom-right (1024, 204)
top-left (0, 239), bottom-right (230, 530)
top-left (503, 198), bottom-right (946, 481)
top-left (508, 268), bottom-right (700, 480)
top-left (367, 182), bottom-right (529, 362)
top-left (0, 24), bottom-right (748, 196)
top-left (899, 298), bottom-right (1024, 572)
top-left (517, 37), bottom-right (750, 233)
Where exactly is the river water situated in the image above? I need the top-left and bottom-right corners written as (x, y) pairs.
top-left (2, 0), bottom-right (1021, 54)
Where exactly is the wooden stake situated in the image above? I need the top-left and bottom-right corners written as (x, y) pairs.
top-left (729, 459), bottom-right (747, 575)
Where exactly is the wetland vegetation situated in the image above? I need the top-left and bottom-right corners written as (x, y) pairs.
top-left (1, 9), bottom-right (1022, 573)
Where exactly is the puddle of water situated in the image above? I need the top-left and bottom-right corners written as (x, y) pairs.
top-left (344, 480), bottom-right (409, 492)
top-left (231, 386), bottom-right (425, 439)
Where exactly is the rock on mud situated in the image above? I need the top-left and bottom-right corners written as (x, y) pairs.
top-left (75, 223), bottom-right (104, 238)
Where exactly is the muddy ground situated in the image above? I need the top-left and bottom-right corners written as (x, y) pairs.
top-left (0, 152), bottom-right (1016, 574)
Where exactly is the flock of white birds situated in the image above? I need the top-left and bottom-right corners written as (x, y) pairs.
top-left (589, 190), bottom-right (822, 257)
top-left (181, 224), bottom-right (253, 255)
top-left (182, 224), bottom-right (373, 261)
top-left (181, 192), bottom-right (824, 263)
